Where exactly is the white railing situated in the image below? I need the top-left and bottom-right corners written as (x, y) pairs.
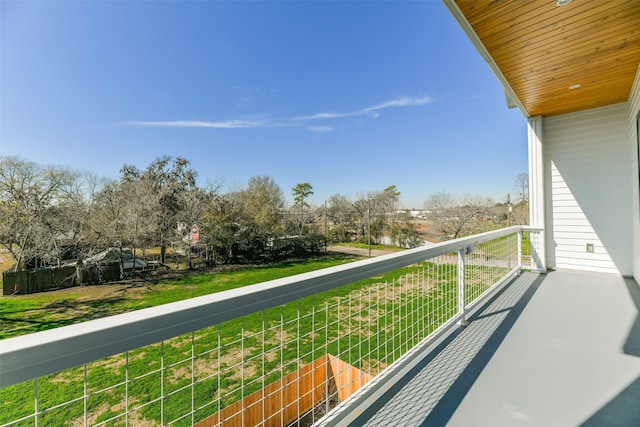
top-left (0, 226), bottom-right (540, 427)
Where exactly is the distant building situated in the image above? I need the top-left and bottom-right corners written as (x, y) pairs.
top-left (182, 225), bottom-right (200, 245)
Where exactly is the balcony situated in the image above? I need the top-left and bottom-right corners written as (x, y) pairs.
top-left (336, 270), bottom-right (640, 427)
top-left (2, 1), bottom-right (638, 425)
top-left (1, 225), bottom-right (639, 426)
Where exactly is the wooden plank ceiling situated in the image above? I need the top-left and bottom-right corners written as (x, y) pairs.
top-left (455, 0), bottom-right (640, 117)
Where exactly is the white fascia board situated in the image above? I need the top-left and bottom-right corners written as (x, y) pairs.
top-left (442, 0), bottom-right (530, 118)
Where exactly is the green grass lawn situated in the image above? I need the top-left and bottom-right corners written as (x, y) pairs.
top-left (1, 258), bottom-right (472, 427)
top-left (0, 251), bottom-right (511, 426)
top-left (477, 233), bottom-right (531, 257)
top-left (0, 254), bottom-right (358, 340)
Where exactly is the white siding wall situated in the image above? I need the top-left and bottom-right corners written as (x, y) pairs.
top-left (629, 66), bottom-right (640, 283)
top-left (543, 103), bottom-right (633, 275)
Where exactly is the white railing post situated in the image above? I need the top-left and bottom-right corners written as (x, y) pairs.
top-left (517, 230), bottom-right (523, 269)
top-left (161, 341), bottom-right (165, 426)
top-left (35, 378), bottom-right (39, 427)
top-left (84, 365), bottom-right (88, 427)
top-left (457, 248), bottom-right (468, 327)
top-left (125, 352), bottom-right (129, 427)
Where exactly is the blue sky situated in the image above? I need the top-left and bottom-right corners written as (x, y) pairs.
top-left (1, 0), bottom-right (527, 208)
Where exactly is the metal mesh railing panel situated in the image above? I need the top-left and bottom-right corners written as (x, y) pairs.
top-left (0, 229), bottom-right (529, 427)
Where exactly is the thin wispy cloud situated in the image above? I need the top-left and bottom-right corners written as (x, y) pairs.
top-left (126, 120), bottom-right (289, 129)
top-left (309, 126), bottom-right (334, 133)
top-left (125, 96), bottom-right (432, 131)
top-left (294, 96), bottom-right (432, 121)
top-left (363, 96), bottom-right (432, 112)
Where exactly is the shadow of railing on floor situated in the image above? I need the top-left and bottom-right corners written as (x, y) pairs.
top-left (351, 272), bottom-right (544, 427)
top-left (417, 272), bottom-right (544, 426)
top-left (580, 277), bottom-right (640, 427)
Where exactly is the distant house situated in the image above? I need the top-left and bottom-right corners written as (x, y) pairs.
top-left (182, 224), bottom-right (200, 245)
top-left (65, 247), bottom-right (147, 270)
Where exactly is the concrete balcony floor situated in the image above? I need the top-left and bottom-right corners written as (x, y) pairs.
top-left (351, 270), bottom-right (640, 427)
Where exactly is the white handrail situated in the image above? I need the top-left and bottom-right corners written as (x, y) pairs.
top-left (0, 226), bottom-right (527, 388)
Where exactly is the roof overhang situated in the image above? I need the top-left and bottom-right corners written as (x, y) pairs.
top-left (444, 0), bottom-right (640, 118)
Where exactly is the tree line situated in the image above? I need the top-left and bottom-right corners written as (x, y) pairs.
top-left (422, 173), bottom-right (529, 240)
top-left (0, 156), bottom-right (418, 272)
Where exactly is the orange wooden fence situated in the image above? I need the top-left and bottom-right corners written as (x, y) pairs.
top-left (195, 354), bottom-right (372, 427)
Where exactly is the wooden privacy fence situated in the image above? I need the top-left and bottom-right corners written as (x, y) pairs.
top-left (2, 263), bottom-right (122, 295)
top-left (2, 266), bottom-right (76, 295)
top-left (195, 354), bottom-right (372, 427)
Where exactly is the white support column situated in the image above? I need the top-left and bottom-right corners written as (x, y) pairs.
top-left (528, 116), bottom-right (547, 272)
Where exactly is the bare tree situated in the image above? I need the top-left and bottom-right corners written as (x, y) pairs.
top-left (514, 173), bottom-right (529, 203)
top-left (352, 194), bottom-right (370, 241)
top-left (378, 185), bottom-right (401, 234)
top-left (366, 185), bottom-right (401, 244)
top-left (45, 170), bottom-right (102, 267)
top-left (0, 156), bottom-right (78, 270)
top-left (326, 193), bottom-right (356, 242)
top-left (325, 186), bottom-right (402, 244)
top-left (201, 192), bottom-right (243, 263)
top-left (90, 180), bottom-right (129, 276)
top-left (121, 156), bottom-right (197, 264)
top-left (190, 176), bottom-right (286, 264)
top-left (177, 186), bottom-right (217, 268)
top-left (424, 192), bottom-right (493, 240)
top-left (512, 173), bottom-right (530, 225)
